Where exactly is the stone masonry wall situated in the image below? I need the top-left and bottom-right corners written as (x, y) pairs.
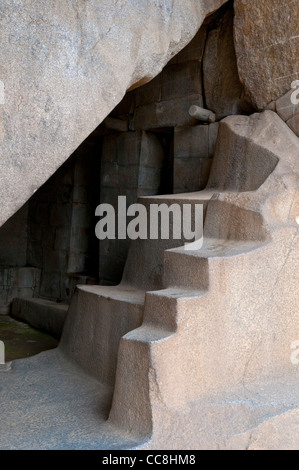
top-left (99, 131), bottom-right (164, 284)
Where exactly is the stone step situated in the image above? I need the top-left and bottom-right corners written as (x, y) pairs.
top-left (206, 113), bottom-right (280, 193)
top-left (59, 284), bottom-right (146, 387)
top-left (163, 238), bottom-right (265, 289)
top-left (109, 323), bottom-right (175, 438)
top-left (122, 191), bottom-right (214, 291)
top-left (143, 288), bottom-right (207, 331)
top-left (0, 267), bottom-right (41, 313)
top-left (122, 191), bottom-right (269, 291)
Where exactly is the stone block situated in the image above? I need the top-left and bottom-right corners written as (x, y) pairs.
top-left (14, 267), bottom-right (40, 289)
top-left (12, 297), bottom-right (68, 339)
top-left (27, 241), bottom-right (43, 268)
top-left (67, 252), bottom-right (87, 276)
top-left (207, 111), bottom-right (295, 194)
top-left (101, 135), bottom-right (117, 164)
top-left (39, 270), bottom-right (61, 301)
top-left (0, 269), bottom-right (9, 287)
top-left (0, 302), bottom-right (10, 315)
top-left (0, 267), bottom-right (41, 305)
top-left (138, 166), bottom-right (162, 190)
top-left (9, 287), bottom-right (35, 300)
top-left (117, 165), bottom-right (139, 189)
top-left (0, 286), bottom-right (9, 303)
top-left (139, 132), bottom-right (164, 168)
top-left (101, 131), bottom-right (164, 192)
top-left (70, 227), bottom-right (90, 253)
top-left (42, 248), bottom-right (68, 273)
top-left (116, 132), bottom-right (141, 166)
top-left (174, 125), bottom-right (209, 159)
top-left (0, 234), bottom-right (27, 267)
top-left (29, 223), bottom-right (42, 242)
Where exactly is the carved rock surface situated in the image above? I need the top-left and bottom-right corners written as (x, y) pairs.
top-left (0, 0), bottom-right (227, 227)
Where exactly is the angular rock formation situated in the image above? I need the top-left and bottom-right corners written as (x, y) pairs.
top-left (234, 0), bottom-right (299, 109)
top-left (1, 111), bottom-right (298, 449)
top-left (203, 9), bottom-right (253, 119)
top-left (108, 111), bottom-right (299, 449)
top-left (0, 0), bottom-right (227, 228)
top-left (0, 0), bottom-right (298, 451)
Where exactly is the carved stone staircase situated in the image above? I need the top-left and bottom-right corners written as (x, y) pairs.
top-left (0, 111), bottom-right (298, 449)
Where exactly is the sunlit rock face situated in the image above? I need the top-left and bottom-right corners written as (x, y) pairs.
top-left (0, 0), bottom-right (227, 228)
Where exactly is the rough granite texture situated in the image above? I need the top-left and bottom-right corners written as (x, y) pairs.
top-left (203, 9), bottom-right (252, 119)
top-left (234, 0), bottom-right (299, 109)
top-left (0, 0), bottom-right (227, 228)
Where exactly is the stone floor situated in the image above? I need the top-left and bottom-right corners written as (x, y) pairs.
top-left (0, 314), bottom-right (143, 450)
top-left (0, 315), bottom-right (58, 362)
top-left (0, 348), bottom-right (143, 450)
